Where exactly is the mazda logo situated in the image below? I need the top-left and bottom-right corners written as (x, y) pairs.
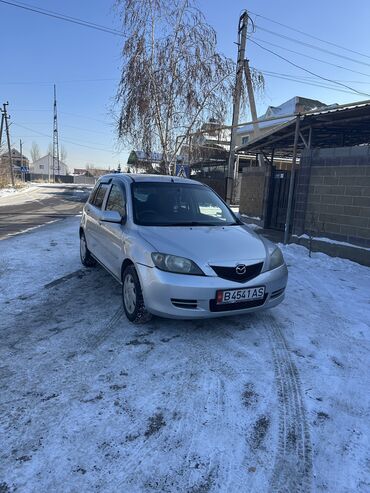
top-left (235, 264), bottom-right (247, 275)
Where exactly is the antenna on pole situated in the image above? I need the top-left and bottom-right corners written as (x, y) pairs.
top-left (52, 84), bottom-right (60, 182)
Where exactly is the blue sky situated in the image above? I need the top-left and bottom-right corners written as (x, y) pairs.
top-left (1, 0), bottom-right (369, 170)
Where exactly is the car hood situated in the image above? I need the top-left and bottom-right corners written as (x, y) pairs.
top-left (139, 225), bottom-right (267, 266)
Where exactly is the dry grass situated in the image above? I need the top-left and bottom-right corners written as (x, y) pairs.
top-left (0, 176), bottom-right (28, 190)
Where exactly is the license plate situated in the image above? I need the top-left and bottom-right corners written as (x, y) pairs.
top-left (216, 286), bottom-right (265, 304)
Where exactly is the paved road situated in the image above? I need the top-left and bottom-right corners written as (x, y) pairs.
top-left (0, 184), bottom-right (91, 239)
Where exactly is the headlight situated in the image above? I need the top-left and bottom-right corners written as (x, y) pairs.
top-left (269, 247), bottom-right (284, 270)
top-left (151, 253), bottom-right (204, 275)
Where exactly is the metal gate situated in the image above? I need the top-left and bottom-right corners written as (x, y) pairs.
top-left (266, 169), bottom-right (292, 230)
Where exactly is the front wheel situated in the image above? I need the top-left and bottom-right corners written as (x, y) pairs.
top-left (122, 265), bottom-right (152, 324)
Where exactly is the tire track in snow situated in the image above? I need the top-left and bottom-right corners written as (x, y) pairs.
top-left (86, 305), bottom-right (124, 350)
top-left (266, 317), bottom-right (312, 493)
top-left (115, 323), bottom-right (233, 492)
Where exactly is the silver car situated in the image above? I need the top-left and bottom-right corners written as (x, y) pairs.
top-left (80, 174), bottom-right (288, 323)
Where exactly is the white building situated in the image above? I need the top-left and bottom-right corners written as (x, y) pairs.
top-left (235, 96), bottom-right (330, 148)
top-left (30, 154), bottom-right (68, 176)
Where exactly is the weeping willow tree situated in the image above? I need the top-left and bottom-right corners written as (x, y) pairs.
top-left (115, 0), bottom-right (264, 173)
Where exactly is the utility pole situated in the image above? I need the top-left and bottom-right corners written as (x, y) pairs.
top-left (52, 84), bottom-right (60, 182)
top-left (0, 111), bottom-right (4, 150)
top-left (20, 139), bottom-right (24, 182)
top-left (243, 59), bottom-right (264, 167)
top-left (2, 102), bottom-right (15, 187)
top-left (226, 11), bottom-right (248, 204)
top-left (0, 112), bottom-right (3, 183)
top-left (243, 59), bottom-right (259, 137)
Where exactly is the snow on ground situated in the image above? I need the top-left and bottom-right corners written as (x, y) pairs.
top-left (0, 187), bottom-right (18, 198)
top-left (0, 218), bottom-right (81, 300)
top-left (0, 218), bottom-right (369, 493)
top-left (292, 233), bottom-right (370, 252)
top-left (0, 183), bottom-right (90, 207)
top-left (0, 185), bottom-right (30, 199)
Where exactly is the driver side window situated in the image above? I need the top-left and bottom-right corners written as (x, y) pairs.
top-left (105, 184), bottom-right (126, 217)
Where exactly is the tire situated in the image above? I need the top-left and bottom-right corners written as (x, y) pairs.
top-left (122, 265), bottom-right (152, 324)
top-left (80, 231), bottom-right (97, 267)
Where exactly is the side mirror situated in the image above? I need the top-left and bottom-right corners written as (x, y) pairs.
top-left (101, 210), bottom-right (123, 224)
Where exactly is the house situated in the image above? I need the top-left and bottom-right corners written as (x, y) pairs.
top-left (30, 154), bottom-right (68, 176)
top-left (0, 148), bottom-right (30, 174)
top-left (127, 150), bottom-right (164, 173)
top-left (73, 167), bottom-right (112, 177)
top-left (235, 96), bottom-right (330, 148)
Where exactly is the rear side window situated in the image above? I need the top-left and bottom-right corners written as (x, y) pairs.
top-left (91, 184), bottom-right (109, 209)
top-left (105, 184), bottom-right (126, 216)
top-left (88, 184), bottom-right (99, 204)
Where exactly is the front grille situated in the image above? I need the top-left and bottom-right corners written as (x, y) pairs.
top-left (171, 298), bottom-right (198, 309)
top-left (210, 262), bottom-right (263, 283)
top-left (210, 295), bottom-right (267, 312)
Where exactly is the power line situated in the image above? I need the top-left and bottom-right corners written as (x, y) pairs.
top-left (0, 77), bottom-right (118, 85)
top-left (0, 0), bottom-right (125, 37)
top-left (60, 111), bottom-right (112, 125)
top-left (17, 121), bottom-right (114, 137)
top-left (255, 68), bottom-right (365, 94)
top-left (252, 37), bottom-right (370, 79)
top-left (256, 70), bottom-right (363, 95)
top-left (11, 108), bottom-right (51, 111)
top-left (248, 9), bottom-right (370, 61)
top-left (54, 123), bottom-right (114, 136)
top-left (13, 123), bottom-right (117, 153)
top-left (255, 25), bottom-right (370, 69)
top-left (253, 68), bottom-right (370, 85)
top-left (12, 109), bottom-right (111, 125)
top-left (249, 39), bottom-right (370, 98)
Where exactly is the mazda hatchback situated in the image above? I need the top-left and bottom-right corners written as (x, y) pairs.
top-left (80, 174), bottom-right (288, 323)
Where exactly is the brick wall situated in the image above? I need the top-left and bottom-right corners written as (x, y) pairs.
top-left (293, 146), bottom-right (370, 247)
top-left (239, 166), bottom-right (269, 219)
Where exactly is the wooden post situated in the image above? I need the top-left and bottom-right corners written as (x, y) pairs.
top-left (3, 103), bottom-right (15, 187)
top-left (284, 115), bottom-right (300, 244)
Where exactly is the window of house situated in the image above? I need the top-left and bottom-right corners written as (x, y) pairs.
top-left (242, 136), bottom-right (249, 145)
top-left (105, 184), bottom-right (126, 216)
top-left (39, 164), bottom-right (44, 169)
top-left (91, 183), bottom-right (109, 209)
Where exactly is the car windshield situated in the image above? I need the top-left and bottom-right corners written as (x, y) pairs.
top-left (132, 182), bottom-right (239, 226)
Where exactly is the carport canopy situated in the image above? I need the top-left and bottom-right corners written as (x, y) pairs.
top-left (236, 100), bottom-right (370, 158)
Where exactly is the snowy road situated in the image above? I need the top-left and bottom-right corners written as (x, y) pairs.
top-left (0, 217), bottom-right (369, 492)
top-left (0, 184), bottom-right (90, 239)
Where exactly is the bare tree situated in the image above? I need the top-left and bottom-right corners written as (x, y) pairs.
top-left (115, 0), bottom-right (263, 174)
top-left (30, 142), bottom-right (40, 162)
top-left (47, 143), bottom-right (53, 156)
top-left (60, 144), bottom-right (67, 163)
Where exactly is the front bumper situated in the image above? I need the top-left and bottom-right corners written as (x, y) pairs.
top-left (136, 263), bottom-right (288, 319)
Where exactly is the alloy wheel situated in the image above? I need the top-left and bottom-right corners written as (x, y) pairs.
top-left (123, 274), bottom-right (136, 314)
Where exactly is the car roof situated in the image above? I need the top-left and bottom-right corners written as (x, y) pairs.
top-left (99, 173), bottom-right (199, 186)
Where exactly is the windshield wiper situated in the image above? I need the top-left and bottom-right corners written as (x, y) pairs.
top-left (161, 221), bottom-right (238, 227)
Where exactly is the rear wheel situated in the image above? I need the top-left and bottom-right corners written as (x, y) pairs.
top-left (80, 231), bottom-right (96, 267)
top-left (122, 265), bottom-right (152, 324)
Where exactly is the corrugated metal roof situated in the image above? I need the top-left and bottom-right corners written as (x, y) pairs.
top-left (236, 100), bottom-right (370, 155)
